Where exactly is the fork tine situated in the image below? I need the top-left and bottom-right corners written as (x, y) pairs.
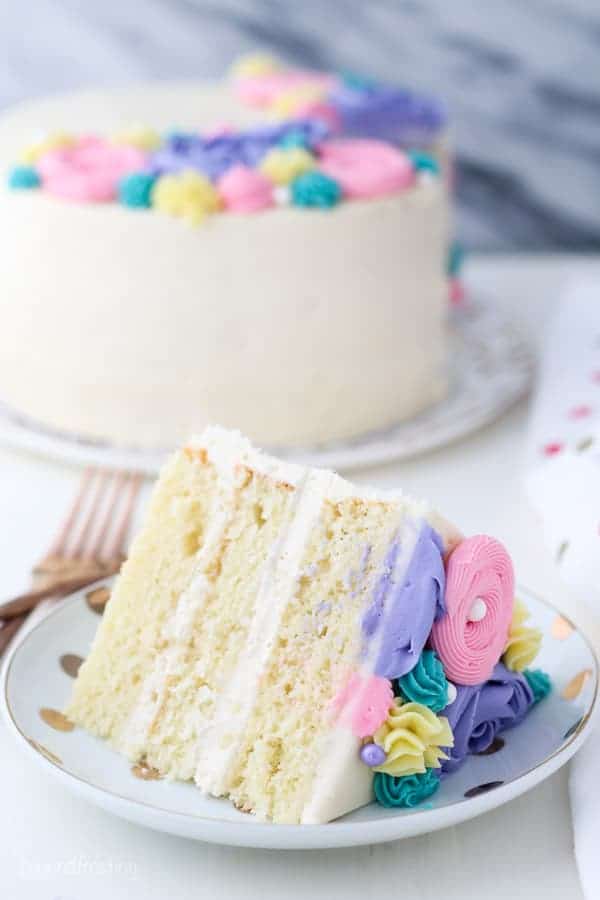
top-left (46, 467), bottom-right (96, 558)
top-left (101, 472), bottom-right (142, 561)
top-left (67, 469), bottom-right (113, 560)
top-left (89, 470), bottom-right (129, 563)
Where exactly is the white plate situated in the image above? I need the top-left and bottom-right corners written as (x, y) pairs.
top-left (0, 298), bottom-right (532, 474)
top-left (1, 581), bottom-right (596, 849)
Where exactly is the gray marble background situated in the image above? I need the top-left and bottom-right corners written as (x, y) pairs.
top-left (3, 0), bottom-right (600, 250)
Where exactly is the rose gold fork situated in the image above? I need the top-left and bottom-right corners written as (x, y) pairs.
top-left (0, 467), bottom-right (142, 649)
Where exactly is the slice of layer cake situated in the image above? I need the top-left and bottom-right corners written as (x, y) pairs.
top-left (67, 426), bottom-right (549, 824)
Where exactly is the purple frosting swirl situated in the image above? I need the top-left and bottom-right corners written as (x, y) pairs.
top-left (441, 663), bottom-right (535, 774)
top-left (149, 119), bottom-right (330, 181)
top-left (362, 523), bottom-right (446, 680)
top-left (330, 82), bottom-right (446, 147)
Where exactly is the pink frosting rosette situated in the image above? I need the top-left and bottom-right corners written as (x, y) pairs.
top-left (217, 164), bottom-right (274, 212)
top-left (332, 672), bottom-right (393, 738)
top-left (37, 136), bottom-right (147, 202)
top-left (430, 536), bottom-right (515, 685)
top-left (317, 139), bottom-right (416, 200)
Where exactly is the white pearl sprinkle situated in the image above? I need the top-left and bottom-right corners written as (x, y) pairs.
top-left (468, 597), bottom-right (487, 622)
top-left (446, 682), bottom-right (457, 705)
top-left (274, 185), bottom-right (290, 206)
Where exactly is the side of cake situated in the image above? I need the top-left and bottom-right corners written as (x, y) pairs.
top-left (0, 62), bottom-right (449, 451)
top-left (67, 427), bottom-right (550, 824)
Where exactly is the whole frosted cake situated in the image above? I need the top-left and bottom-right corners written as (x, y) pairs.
top-left (67, 426), bottom-right (550, 824)
top-left (0, 56), bottom-right (453, 450)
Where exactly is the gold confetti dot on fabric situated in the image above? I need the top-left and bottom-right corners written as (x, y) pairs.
top-left (59, 653), bottom-right (85, 678)
top-left (39, 708), bottom-right (75, 732)
top-left (131, 762), bottom-right (161, 781)
top-left (85, 585), bottom-right (111, 614)
top-left (576, 436), bottom-right (594, 453)
top-left (552, 615), bottom-right (574, 640)
top-left (27, 737), bottom-right (62, 766)
top-left (562, 670), bottom-right (592, 701)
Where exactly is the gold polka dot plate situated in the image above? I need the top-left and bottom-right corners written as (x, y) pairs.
top-left (0, 581), bottom-right (597, 850)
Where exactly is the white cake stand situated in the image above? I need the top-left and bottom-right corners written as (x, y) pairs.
top-left (0, 298), bottom-right (533, 475)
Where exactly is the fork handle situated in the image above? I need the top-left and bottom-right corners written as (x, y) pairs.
top-left (0, 566), bottom-right (121, 620)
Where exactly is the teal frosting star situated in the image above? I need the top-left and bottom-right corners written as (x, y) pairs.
top-left (395, 649), bottom-right (449, 713)
top-left (374, 769), bottom-right (440, 809)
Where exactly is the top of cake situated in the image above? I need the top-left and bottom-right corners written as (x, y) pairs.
top-left (4, 54), bottom-right (445, 226)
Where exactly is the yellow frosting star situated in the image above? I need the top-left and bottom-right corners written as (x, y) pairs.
top-left (111, 126), bottom-right (162, 151)
top-left (372, 699), bottom-right (453, 777)
top-left (503, 598), bottom-right (543, 671)
top-left (270, 84), bottom-right (328, 118)
top-left (152, 171), bottom-right (221, 225)
top-left (230, 52), bottom-right (281, 79)
top-left (259, 147), bottom-right (315, 185)
top-left (19, 131), bottom-right (75, 164)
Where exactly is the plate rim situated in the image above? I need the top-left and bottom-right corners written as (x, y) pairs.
top-left (1, 582), bottom-right (597, 849)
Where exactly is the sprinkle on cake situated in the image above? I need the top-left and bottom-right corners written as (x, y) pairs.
top-left (66, 427), bottom-right (550, 824)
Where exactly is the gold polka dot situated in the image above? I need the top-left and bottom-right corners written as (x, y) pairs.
top-left (576, 436), bottom-right (594, 453)
top-left (86, 585), bottom-right (111, 614)
top-left (59, 653), bottom-right (85, 678)
top-left (552, 615), bottom-right (574, 640)
top-left (131, 762), bottom-right (161, 781)
top-left (27, 737), bottom-right (62, 766)
top-left (39, 707), bottom-right (75, 732)
top-left (562, 669), bottom-right (593, 701)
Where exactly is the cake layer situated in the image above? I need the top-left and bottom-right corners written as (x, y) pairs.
top-left (0, 82), bottom-right (448, 449)
top-left (67, 427), bottom-right (461, 823)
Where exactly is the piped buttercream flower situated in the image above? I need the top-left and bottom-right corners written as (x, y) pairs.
top-left (523, 668), bottom-right (552, 703)
top-left (396, 649), bottom-right (449, 713)
top-left (111, 126), bottom-right (162, 152)
top-left (372, 698), bottom-right (453, 777)
top-left (317, 139), bottom-right (415, 199)
top-left (331, 672), bottom-right (393, 738)
top-left (430, 535), bottom-right (515, 685)
top-left (152, 170), bottom-right (221, 224)
top-left (259, 146), bottom-right (315, 185)
top-left (502, 599), bottom-right (542, 671)
top-left (37, 136), bottom-right (147, 202)
top-left (441, 663), bottom-right (534, 773)
top-left (374, 769), bottom-right (440, 809)
top-left (18, 131), bottom-right (75, 165)
top-left (217, 164), bottom-right (274, 213)
top-left (229, 52), bottom-right (282, 80)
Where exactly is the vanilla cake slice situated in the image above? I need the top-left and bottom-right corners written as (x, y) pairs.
top-left (67, 426), bottom-right (546, 824)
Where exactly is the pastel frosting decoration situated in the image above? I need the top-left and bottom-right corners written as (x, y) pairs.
top-left (430, 535), bottom-right (515, 685)
top-left (111, 125), bottom-right (162, 151)
top-left (317, 139), bottom-right (416, 199)
top-left (408, 150), bottom-right (440, 175)
top-left (291, 170), bottom-right (341, 208)
top-left (372, 698), bottom-right (453, 777)
top-left (374, 769), bottom-right (440, 809)
top-left (442, 663), bottom-right (534, 773)
top-left (7, 165), bottom-right (40, 189)
top-left (118, 171), bottom-right (157, 208)
top-left (37, 136), bottom-right (147, 202)
top-left (502, 599), bottom-right (543, 671)
top-left (18, 131), bottom-right (74, 164)
top-left (396, 649), bottom-right (449, 713)
top-left (362, 523), bottom-right (446, 680)
top-left (229, 52), bottom-right (282, 79)
top-left (217, 164), bottom-right (274, 212)
top-left (152, 171), bottom-right (221, 224)
top-left (524, 669), bottom-right (552, 704)
top-left (332, 672), bottom-right (393, 738)
top-left (259, 146), bottom-right (315, 185)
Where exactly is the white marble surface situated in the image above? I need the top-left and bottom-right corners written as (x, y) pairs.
top-left (1, 253), bottom-right (599, 898)
top-left (1, 1), bottom-right (600, 250)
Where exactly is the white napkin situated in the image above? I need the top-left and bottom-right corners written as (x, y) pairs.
top-left (524, 277), bottom-right (600, 900)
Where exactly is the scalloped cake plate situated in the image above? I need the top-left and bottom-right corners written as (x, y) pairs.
top-left (0, 297), bottom-right (533, 475)
top-left (1, 581), bottom-right (596, 849)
